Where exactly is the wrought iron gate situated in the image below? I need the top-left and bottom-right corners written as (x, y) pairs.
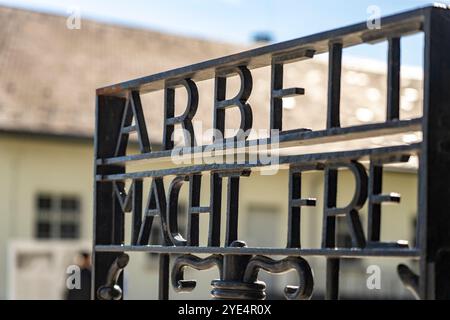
top-left (93, 5), bottom-right (450, 300)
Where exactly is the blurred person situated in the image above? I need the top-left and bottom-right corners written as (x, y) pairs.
top-left (65, 252), bottom-right (92, 300)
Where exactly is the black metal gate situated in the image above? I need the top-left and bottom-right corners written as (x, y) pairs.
top-left (93, 5), bottom-right (450, 300)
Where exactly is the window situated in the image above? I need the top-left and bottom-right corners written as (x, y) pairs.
top-left (35, 194), bottom-right (81, 239)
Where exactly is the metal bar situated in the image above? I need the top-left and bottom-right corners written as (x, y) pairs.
top-left (387, 37), bottom-right (401, 121)
top-left (163, 87), bottom-right (175, 150)
top-left (368, 164), bottom-right (383, 242)
top-left (327, 42), bottom-right (342, 129)
top-left (323, 167), bottom-right (339, 300)
top-left (94, 245), bottom-right (420, 258)
top-left (273, 87), bottom-right (305, 98)
top-left (270, 62), bottom-right (283, 131)
top-left (291, 198), bottom-right (316, 207)
top-left (419, 6), bottom-right (450, 300)
top-left (131, 179), bottom-right (143, 245)
top-left (371, 193), bottom-right (401, 204)
top-left (158, 254), bottom-right (170, 300)
top-left (287, 170), bottom-right (301, 248)
top-left (97, 118), bottom-right (422, 166)
top-left (122, 125), bottom-right (136, 134)
top-left (130, 91), bottom-right (152, 154)
top-left (96, 7), bottom-right (427, 96)
top-left (92, 95), bottom-right (128, 300)
top-left (191, 207), bottom-right (210, 214)
top-left (326, 259), bottom-right (340, 300)
top-left (187, 174), bottom-right (202, 246)
top-left (225, 176), bottom-right (240, 246)
top-left (209, 173), bottom-right (222, 246)
top-left (97, 143), bottom-right (421, 182)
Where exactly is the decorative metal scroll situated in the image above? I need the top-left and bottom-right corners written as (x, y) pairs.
top-left (94, 5), bottom-right (450, 300)
top-left (171, 241), bottom-right (314, 300)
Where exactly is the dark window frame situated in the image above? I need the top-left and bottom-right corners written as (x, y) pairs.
top-left (35, 194), bottom-right (81, 239)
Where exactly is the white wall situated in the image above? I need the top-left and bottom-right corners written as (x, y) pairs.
top-left (0, 136), bottom-right (94, 299)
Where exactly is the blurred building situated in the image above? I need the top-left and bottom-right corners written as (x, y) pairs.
top-left (0, 6), bottom-right (423, 299)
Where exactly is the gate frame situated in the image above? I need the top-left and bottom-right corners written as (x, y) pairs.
top-left (93, 5), bottom-right (450, 300)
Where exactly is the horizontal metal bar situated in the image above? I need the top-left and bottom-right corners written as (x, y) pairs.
top-left (96, 7), bottom-right (430, 96)
top-left (191, 206), bottom-right (210, 214)
top-left (96, 143), bottom-right (421, 181)
top-left (371, 193), bottom-right (401, 204)
top-left (94, 245), bottom-right (421, 259)
top-left (146, 209), bottom-right (160, 216)
top-left (273, 88), bottom-right (305, 98)
top-left (291, 198), bottom-right (317, 207)
top-left (97, 118), bottom-right (422, 166)
top-left (122, 125), bottom-right (136, 134)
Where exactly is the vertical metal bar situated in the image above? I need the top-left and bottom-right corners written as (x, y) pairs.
top-left (326, 259), bottom-right (340, 300)
top-left (323, 167), bottom-right (339, 300)
top-left (419, 7), bottom-right (450, 300)
top-left (112, 187), bottom-right (124, 246)
top-left (158, 254), bottom-right (170, 300)
top-left (131, 179), bottom-right (143, 245)
top-left (288, 170), bottom-right (301, 248)
top-left (327, 42), bottom-right (342, 129)
top-left (213, 76), bottom-right (226, 142)
top-left (415, 153), bottom-right (424, 251)
top-left (209, 173), bottom-right (222, 246)
top-left (325, 41), bottom-right (342, 300)
top-left (226, 176), bottom-right (240, 246)
top-left (114, 97), bottom-right (132, 157)
top-left (270, 63), bottom-right (284, 131)
top-left (387, 37), bottom-right (401, 121)
top-left (163, 87), bottom-right (175, 150)
top-left (188, 174), bottom-right (201, 246)
top-left (368, 164), bottom-right (383, 242)
top-left (93, 95), bottom-right (127, 300)
top-left (130, 91), bottom-right (151, 153)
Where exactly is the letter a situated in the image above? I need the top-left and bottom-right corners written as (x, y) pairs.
top-left (115, 91), bottom-right (151, 156)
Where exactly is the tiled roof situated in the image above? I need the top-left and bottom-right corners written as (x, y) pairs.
top-left (0, 6), bottom-right (423, 144)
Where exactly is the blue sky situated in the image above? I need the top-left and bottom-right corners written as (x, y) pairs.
top-left (0, 0), bottom-right (447, 66)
